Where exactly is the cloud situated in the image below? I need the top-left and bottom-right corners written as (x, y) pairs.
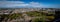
top-left (0, 1), bottom-right (41, 8)
top-left (0, 1), bottom-right (27, 7)
top-left (0, 1), bottom-right (59, 8)
top-left (29, 2), bottom-right (40, 7)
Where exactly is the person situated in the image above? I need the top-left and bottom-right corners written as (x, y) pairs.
top-left (53, 10), bottom-right (60, 22)
top-left (0, 16), bottom-right (5, 22)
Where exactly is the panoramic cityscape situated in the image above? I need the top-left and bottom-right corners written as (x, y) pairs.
top-left (0, 0), bottom-right (60, 22)
top-left (0, 8), bottom-right (58, 22)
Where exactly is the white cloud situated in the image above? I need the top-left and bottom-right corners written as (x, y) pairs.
top-left (29, 2), bottom-right (40, 7)
top-left (0, 1), bottom-right (58, 8)
top-left (0, 1), bottom-right (27, 7)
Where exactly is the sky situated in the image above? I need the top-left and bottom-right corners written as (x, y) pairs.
top-left (0, 0), bottom-right (60, 8)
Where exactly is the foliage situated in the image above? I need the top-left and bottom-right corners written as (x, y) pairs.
top-left (26, 11), bottom-right (54, 22)
top-left (32, 16), bottom-right (46, 22)
top-left (26, 11), bottom-right (42, 17)
top-left (9, 13), bottom-right (22, 19)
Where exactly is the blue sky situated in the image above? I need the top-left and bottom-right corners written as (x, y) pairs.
top-left (0, 0), bottom-right (60, 8)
